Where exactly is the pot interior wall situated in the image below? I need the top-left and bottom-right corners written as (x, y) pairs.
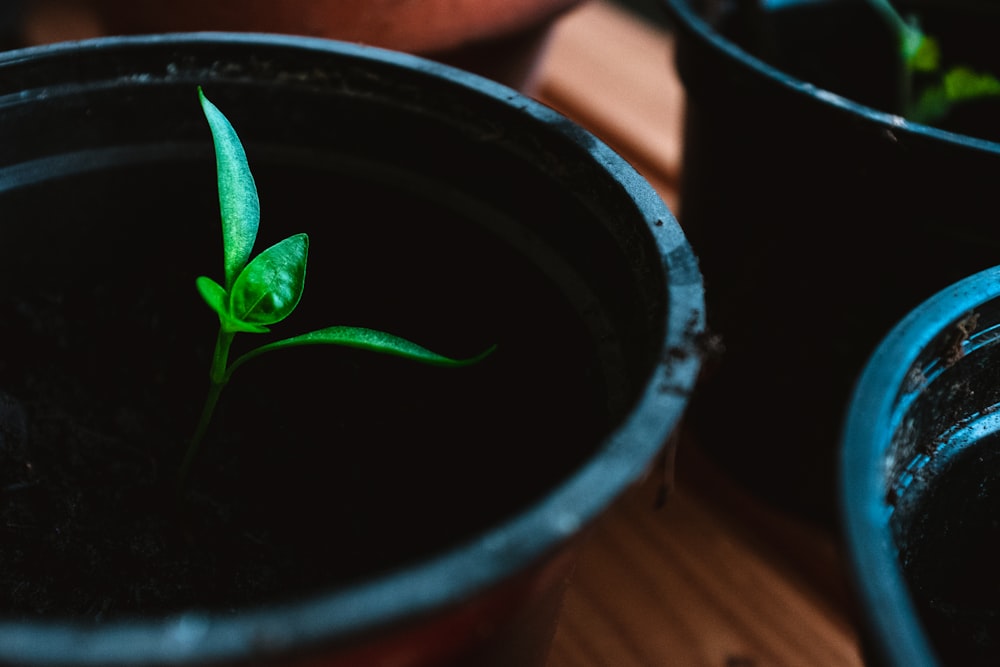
top-left (0, 38), bottom-right (666, 620)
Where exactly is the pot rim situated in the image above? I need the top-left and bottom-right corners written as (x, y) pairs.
top-left (840, 264), bottom-right (1000, 667)
top-left (661, 0), bottom-right (1000, 155)
top-left (0, 32), bottom-right (705, 665)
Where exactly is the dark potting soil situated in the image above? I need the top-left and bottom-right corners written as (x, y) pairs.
top-left (0, 309), bottom-right (603, 622)
top-left (0, 276), bottom-right (608, 623)
top-left (0, 158), bottom-right (616, 623)
top-left (896, 433), bottom-right (1000, 666)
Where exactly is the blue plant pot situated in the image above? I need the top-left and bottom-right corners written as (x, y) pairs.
top-left (842, 265), bottom-right (1000, 667)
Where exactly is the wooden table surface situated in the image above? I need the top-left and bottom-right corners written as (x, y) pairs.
top-left (534, 3), bottom-right (867, 665)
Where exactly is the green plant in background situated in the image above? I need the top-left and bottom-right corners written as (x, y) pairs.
top-left (180, 87), bottom-right (494, 486)
top-left (868, 0), bottom-right (1000, 123)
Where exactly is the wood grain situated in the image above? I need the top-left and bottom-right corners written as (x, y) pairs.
top-left (535, 0), bottom-right (685, 212)
top-left (534, 3), bottom-right (867, 665)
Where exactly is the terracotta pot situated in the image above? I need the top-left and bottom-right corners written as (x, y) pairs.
top-left (21, 0), bottom-right (582, 91)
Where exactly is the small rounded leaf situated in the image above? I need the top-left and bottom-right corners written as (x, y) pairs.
top-left (230, 233), bottom-right (308, 327)
top-left (195, 276), bottom-right (228, 316)
top-left (197, 275), bottom-right (270, 333)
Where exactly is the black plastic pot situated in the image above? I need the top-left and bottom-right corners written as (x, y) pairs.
top-left (0, 33), bottom-right (705, 666)
top-left (661, 0), bottom-right (1000, 523)
top-left (841, 265), bottom-right (1000, 667)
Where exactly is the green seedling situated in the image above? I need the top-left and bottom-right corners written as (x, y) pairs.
top-left (868, 0), bottom-right (1000, 123)
top-left (180, 87), bottom-right (494, 486)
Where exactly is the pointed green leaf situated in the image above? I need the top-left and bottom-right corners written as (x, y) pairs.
top-left (228, 326), bottom-right (496, 378)
top-left (943, 66), bottom-right (1000, 102)
top-left (269, 326), bottom-right (494, 364)
top-left (196, 275), bottom-right (270, 333)
top-left (195, 275), bottom-right (228, 317)
top-left (230, 233), bottom-right (308, 327)
top-left (909, 34), bottom-right (940, 72)
top-left (199, 87), bottom-right (260, 289)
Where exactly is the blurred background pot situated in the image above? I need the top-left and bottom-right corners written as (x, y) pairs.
top-left (0, 32), bottom-right (704, 667)
top-left (17, 0), bottom-right (582, 91)
top-left (841, 265), bottom-right (1000, 667)
top-left (661, 0), bottom-right (1000, 524)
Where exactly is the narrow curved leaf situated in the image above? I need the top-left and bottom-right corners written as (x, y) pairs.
top-left (199, 87), bottom-right (260, 289)
top-left (228, 326), bottom-right (497, 378)
top-left (230, 233), bottom-right (308, 327)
